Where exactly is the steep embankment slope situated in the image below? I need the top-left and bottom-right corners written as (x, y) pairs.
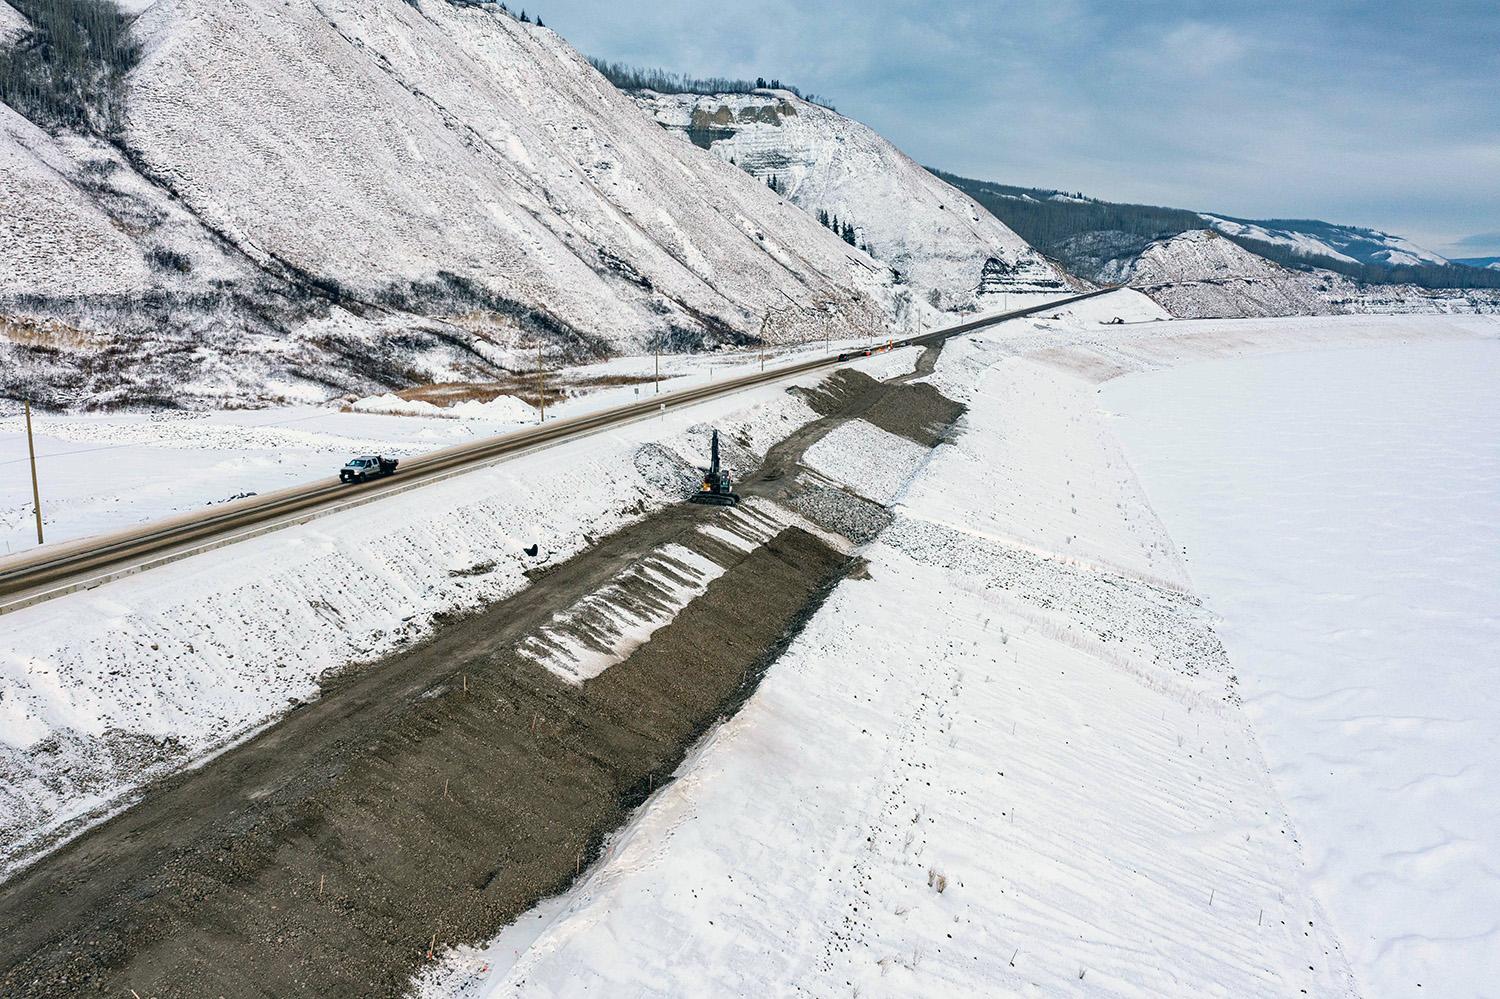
top-left (636, 90), bottom-right (1073, 315)
top-left (1130, 230), bottom-right (1500, 319)
top-left (1, 0), bottom-right (896, 408)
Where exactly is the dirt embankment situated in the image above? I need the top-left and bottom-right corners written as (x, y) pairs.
top-left (0, 359), bottom-right (965, 998)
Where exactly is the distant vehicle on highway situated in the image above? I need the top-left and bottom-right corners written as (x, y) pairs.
top-left (339, 455), bottom-right (399, 483)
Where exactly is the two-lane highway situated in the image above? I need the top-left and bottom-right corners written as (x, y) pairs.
top-left (0, 288), bottom-right (1114, 613)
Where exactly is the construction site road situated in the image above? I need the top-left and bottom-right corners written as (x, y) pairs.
top-left (0, 288), bottom-right (1114, 616)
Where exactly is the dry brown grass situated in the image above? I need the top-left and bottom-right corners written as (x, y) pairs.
top-left (0, 315), bottom-right (98, 351)
top-left (394, 372), bottom-right (668, 410)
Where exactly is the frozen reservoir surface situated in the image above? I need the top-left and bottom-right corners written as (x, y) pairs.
top-left (1102, 339), bottom-right (1500, 997)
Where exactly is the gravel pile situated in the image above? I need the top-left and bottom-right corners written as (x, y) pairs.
top-left (791, 485), bottom-right (893, 545)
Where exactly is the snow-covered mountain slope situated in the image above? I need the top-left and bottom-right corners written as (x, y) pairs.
top-left (1202, 214), bottom-right (1448, 267)
top-left (1130, 230), bottom-right (1500, 319)
top-left (634, 90), bottom-right (1073, 314)
top-left (1455, 256), bottom-right (1500, 271)
top-left (1129, 230), bottom-right (1346, 317)
top-left (1, 0), bottom-right (902, 409)
top-left (0, 1), bottom-right (25, 41)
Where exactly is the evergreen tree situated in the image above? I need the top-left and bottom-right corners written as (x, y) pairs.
top-left (0, 0), bottom-right (142, 134)
top-left (583, 58), bottom-right (835, 110)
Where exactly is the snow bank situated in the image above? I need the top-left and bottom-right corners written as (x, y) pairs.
top-left (803, 419), bottom-right (929, 506)
top-left (426, 530), bottom-right (1353, 995)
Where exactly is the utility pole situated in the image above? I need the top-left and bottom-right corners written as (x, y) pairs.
top-left (24, 399), bottom-right (43, 545)
top-left (536, 343), bottom-right (545, 423)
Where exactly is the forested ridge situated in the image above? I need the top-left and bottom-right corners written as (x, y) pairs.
top-left (933, 168), bottom-right (1500, 290)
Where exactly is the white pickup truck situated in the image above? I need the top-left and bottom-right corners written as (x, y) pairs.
top-left (339, 455), bottom-right (399, 483)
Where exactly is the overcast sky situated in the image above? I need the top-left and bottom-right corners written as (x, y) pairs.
top-left (543, 0), bottom-right (1500, 257)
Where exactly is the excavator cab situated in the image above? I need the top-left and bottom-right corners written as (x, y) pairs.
top-left (689, 429), bottom-right (741, 506)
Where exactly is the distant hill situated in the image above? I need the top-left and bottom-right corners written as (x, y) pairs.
top-left (930, 169), bottom-right (1500, 291)
top-left (1124, 230), bottom-right (1500, 320)
top-left (625, 88), bottom-right (1073, 314)
top-left (1454, 256), bottom-right (1500, 270)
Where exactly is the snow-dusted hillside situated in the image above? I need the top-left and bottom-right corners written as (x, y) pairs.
top-left (635, 90), bottom-right (1073, 314)
top-left (1, 0), bottom-right (903, 409)
top-left (1202, 214), bottom-right (1449, 267)
top-left (0, 1), bottom-right (25, 42)
top-left (1130, 230), bottom-right (1500, 319)
top-left (1129, 230), bottom-right (1346, 317)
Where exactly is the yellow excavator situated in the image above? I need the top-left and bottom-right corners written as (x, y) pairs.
top-left (690, 429), bottom-right (740, 506)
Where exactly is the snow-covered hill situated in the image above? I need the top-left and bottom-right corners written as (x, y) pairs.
top-left (1, 0), bottom-right (905, 409)
top-left (1130, 230), bottom-right (1500, 319)
top-left (0, 1), bottom-right (26, 42)
top-left (634, 90), bottom-right (1073, 314)
top-left (1201, 214), bottom-right (1448, 267)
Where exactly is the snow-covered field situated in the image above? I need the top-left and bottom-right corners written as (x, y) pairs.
top-left (1102, 341), bottom-right (1500, 997)
top-left (416, 297), bottom-right (1498, 997)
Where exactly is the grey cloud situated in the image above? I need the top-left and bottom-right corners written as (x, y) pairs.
top-left (544, 0), bottom-right (1499, 255)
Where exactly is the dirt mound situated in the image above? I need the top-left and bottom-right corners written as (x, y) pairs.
top-left (862, 383), bottom-right (965, 447)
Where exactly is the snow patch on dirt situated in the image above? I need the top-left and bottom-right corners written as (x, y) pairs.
top-left (517, 543), bottom-right (726, 684)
